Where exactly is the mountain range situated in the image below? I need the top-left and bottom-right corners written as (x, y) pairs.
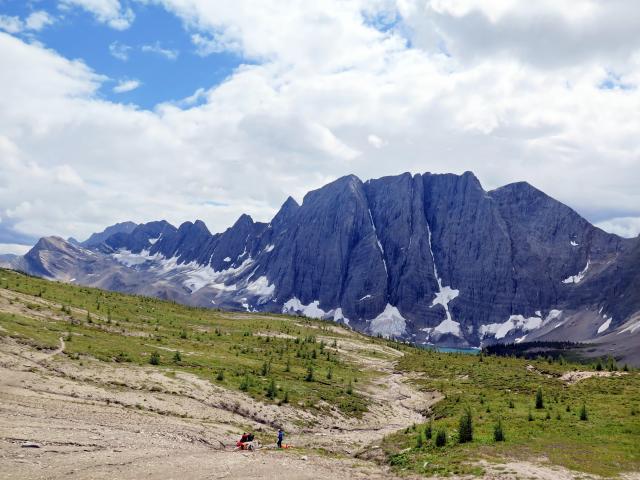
top-left (3, 172), bottom-right (639, 364)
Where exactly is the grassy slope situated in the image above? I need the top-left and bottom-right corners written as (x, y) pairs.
top-left (384, 350), bottom-right (640, 477)
top-left (0, 269), bottom-right (372, 418)
top-left (1, 268), bottom-right (639, 477)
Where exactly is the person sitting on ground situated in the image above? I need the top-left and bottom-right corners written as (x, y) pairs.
top-left (277, 428), bottom-right (284, 448)
top-left (237, 432), bottom-right (250, 449)
top-left (247, 432), bottom-right (254, 442)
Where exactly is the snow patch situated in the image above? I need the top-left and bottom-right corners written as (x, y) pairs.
top-left (148, 235), bottom-right (161, 245)
top-left (619, 320), bottom-right (640, 335)
top-left (332, 307), bottom-right (350, 326)
top-left (480, 314), bottom-right (545, 340)
top-left (264, 244), bottom-right (275, 253)
top-left (426, 220), bottom-right (460, 335)
top-left (368, 209), bottom-right (387, 274)
top-left (223, 257), bottom-right (231, 262)
top-left (570, 240), bottom-right (579, 247)
top-left (369, 304), bottom-right (406, 338)
top-left (112, 249), bottom-right (259, 294)
top-left (597, 316), bottom-right (612, 334)
top-left (282, 298), bottom-right (326, 319)
top-left (359, 294), bottom-right (373, 301)
top-left (245, 275), bottom-right (275, 299)
top-left (112, 249), bottom-right (158, 266)
top-left (562, 259), bottom-right (590, 284)
top-left (433, 318), bottom-right (462, 337)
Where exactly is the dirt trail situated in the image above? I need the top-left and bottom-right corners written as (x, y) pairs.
top-left (44, 336), bottom-right (65, 358)
top-left (297, 337), bottom-right (442, 452)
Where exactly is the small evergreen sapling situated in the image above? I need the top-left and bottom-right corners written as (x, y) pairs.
top-left (580, 403), bottom-right (588, 421)
top-left (493, 419), bottom-right (505, 442)
top-left (458, 407), bottom-right (473, 443)
top-left (435, 429), bottom-right (447, 447)
top-left (535, 387), bottom-right (544, 409)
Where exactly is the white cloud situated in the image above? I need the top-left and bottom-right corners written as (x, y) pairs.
top-left (60, 0), bottom-right (134, 30)
top-left (1, 2), bottom-right (640, 244)
top-left (0, 15), bottom-right (24, 34)
top-left (113, 79), bottom-right (141, 93)
top-left (109, 41), bottom-right (131, 61)
top-left (141, 42), bottom-right (179, 60)
top-left (367, 134), bottom-right (386, 149)
top-left (25, 11), bottom-right (55, 31)
top-left (0, 243), bottom-right (33, 255)
top-left (190, 33), bottom-right (240, 57)
top-left (0, 11), bottom-right (54, 34)
top-left (596, 217), bottom-right (640, 239)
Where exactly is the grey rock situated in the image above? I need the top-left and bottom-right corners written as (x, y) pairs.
top-left (8, 172), bottom-right (640, 364)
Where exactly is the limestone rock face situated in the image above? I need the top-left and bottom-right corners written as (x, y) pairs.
top-left (13, 172), bottom-right (639, 351)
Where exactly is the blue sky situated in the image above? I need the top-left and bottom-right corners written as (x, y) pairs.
top-left (0, 0), bottom-right (244, 109)
top-left (1, 1), bottom-right (640, 254)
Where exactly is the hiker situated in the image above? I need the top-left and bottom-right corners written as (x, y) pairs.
top-left (277, 428), bottom-right (284, 448)
top-left (237, 432), bottom-right (251, 449)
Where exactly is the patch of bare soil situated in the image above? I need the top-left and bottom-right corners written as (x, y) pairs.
top-left (560, 370), bottom-right (627, 384)
top-left (479, 460), bottom-right (602, 480)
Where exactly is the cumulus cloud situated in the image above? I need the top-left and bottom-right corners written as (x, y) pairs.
top-left (25, 11), bottom-right (55, 31)
top-left (0, 11), bottom-right (54, 34)
top-left (60, 0), bottom-right (134, 30)
top-left (1, 1), bottom-right (640, 244)
top-left (0, 15), bottom-right (23, 34)
top-left (113, 79), bottom-right (141, 93)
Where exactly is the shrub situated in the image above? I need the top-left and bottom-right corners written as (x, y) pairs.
top-left (425, 421), bottom-right (433, 440)
top-left (240, 375), bottom-right (250, 391)
top-left (173, 350), bottom-right (181, 363)
top-left (266, 378), bottom-right (277, 399)
top-left (216, 370), bottom-right (225, 381)
top-left (528, 409), bottom-right (534, 421)
top-left (493, 419), bottom-right (505, 442)
top-left (346, 379), bottom-right (353, 395)
top-left (415, 431), bottom-right (424, 449)
top-left (435, 429), bottom-right (447, 447)
top-left (458, 408), bottom-right (473, 443)
top-left (149, 351), bottom-right (160, 365)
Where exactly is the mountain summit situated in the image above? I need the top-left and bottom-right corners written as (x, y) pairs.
top-left (8, 172), bottom-right (640, 363)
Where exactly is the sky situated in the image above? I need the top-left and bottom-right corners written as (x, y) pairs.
top-left (1, 0), bottom-right (640, 255)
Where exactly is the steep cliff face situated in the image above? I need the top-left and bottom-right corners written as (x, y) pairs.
top-left (12, 172), bottom-right (640, 351)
